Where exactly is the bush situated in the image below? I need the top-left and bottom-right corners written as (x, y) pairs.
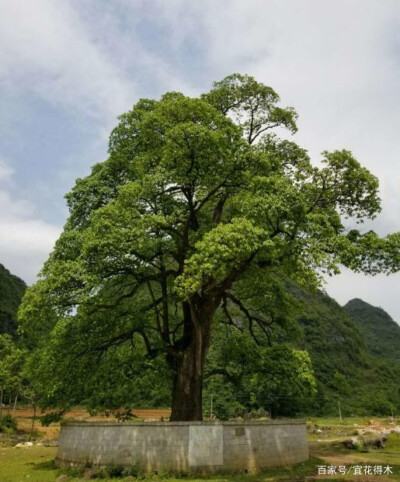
top-left (124, 465), bottom-right (142, 477)
top-left (366, 394), bottom-right (395, 416)
top-left (0, 414), bottom-right (17, 433)
top-left (107, 463), bottom-right (125, 478)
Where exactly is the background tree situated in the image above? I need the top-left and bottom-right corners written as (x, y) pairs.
top-left (203, 320), bottom-right (316, 419)
top-left (0, 263), bottom-right (26, 337)
top-left (19, 74), bottom-right (400, 421)
top-left (0, 334), bottom-right (24, 419)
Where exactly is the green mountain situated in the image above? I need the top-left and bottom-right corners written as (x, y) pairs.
top-left (291, 286), bottom-right (400, 416)
top-left (0, 263), bottom-right (26, 337)
top-left (344, 298), bottom-right (400, 360)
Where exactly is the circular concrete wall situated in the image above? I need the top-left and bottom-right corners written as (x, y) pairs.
top-left (56, 420), bottom-right (308, 474)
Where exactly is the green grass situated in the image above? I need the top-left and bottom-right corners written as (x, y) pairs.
top-left (2, 447), bottom-right (399, 482)
top-left (0, 446), bottom-right (58, 482)
top-left (0, 447), bottom-right (324, 482)
top-left (2, 417), bottom-right (400, 481)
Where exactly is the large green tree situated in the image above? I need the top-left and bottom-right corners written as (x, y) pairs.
top-left (19, 74), bottom-right (400, 421)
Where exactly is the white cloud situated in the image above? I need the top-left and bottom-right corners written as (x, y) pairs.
top-left (0, 0), bottom-right (196, 126)
top-left (0, 0), bottom-right (135, 124)
top-left (0, 160), bottom-right (13, 183)
top-left (0, 161), bottom-right (60, 284)
top-left (0, 0), bottom-right (194, 284)
top-left (325, 268), bottom-right (400, 319)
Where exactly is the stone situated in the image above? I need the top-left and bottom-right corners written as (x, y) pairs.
top-left (14, 441), bottom-right (33, 448)
top-left (343, 437), bottom-right (361, 450)
top-left (364, 437), bottom-right (385, 449)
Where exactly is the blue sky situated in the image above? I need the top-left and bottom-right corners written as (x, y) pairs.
top-left (2, 0), bottom-right (400, 319)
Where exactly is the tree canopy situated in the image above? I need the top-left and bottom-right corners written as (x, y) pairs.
top-left (0, 263), bottom-right (26, 337)
top-left (18, 74), bottom-right (400, 421)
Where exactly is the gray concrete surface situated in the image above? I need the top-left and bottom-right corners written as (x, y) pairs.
top-left (56, 420), bottom-right (308, 474)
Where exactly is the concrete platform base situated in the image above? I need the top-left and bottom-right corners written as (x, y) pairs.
top-left (56, 420), bottom-right (308, 474)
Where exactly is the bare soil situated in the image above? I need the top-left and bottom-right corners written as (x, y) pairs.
top-left (5, 407), bottom-right (171, 439)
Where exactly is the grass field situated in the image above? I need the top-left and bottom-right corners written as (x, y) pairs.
top-left (1, 414), bottom-right (400, 481)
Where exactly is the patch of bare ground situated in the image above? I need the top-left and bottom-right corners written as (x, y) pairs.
top-left (5, 407), bottom-right (171, 439)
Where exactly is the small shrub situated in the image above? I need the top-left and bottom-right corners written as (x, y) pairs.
top-left (0, 414), bottom-right (17, 433)
top-left (58, 466), bottom-right (85, 478)
top-left (94, 469), bottom-right (107, 479)
top-left (107, 463), bottom-right (125, 478)
top-left (174, 473), bottom-right (189, 479)
top-left (124, 465), bottom-right (142, 477)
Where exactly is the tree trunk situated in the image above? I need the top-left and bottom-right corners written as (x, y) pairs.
top-left (12, 393), bottom-right (18, 416)
top-left (0, 386), bottom-right (3, 419)
top-left (170, 340), bottom-right (204, 421)
top-left (169, 302), bottom-right (214, 421)
top-left (29, 405), bottom-right (36, 442)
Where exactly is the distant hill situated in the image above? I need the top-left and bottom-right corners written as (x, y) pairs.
top-left (293, 287), bottom-right (368, 381)
top-left (0, 263), bottom-right (26, 336)
top-left (290, 286), bottom-right (400, 416)
top-left (344, 298), bottom-right (400, 360)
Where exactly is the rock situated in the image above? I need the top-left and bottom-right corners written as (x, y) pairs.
top-left (316, 429), bottom-right (322, 434)
top-left (343, 437), bottom-right (361, 449)
top-left (14, 441), bottom-right (33, 448)
top-left (364, 437), bottom-right (385, 449)
top-left (56, 476), bottom-right (70, 482)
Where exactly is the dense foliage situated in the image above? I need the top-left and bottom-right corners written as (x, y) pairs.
top-left (345, 298), bottom-right (400, 360)
top-left (204, 287), bottom-right (400, 419)
top-left (17, 74), bottom-right (400, 420)
top-left (0, 264), bottom-right (26, 337)
top-left (0, 259), bottom-right (398, 418)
